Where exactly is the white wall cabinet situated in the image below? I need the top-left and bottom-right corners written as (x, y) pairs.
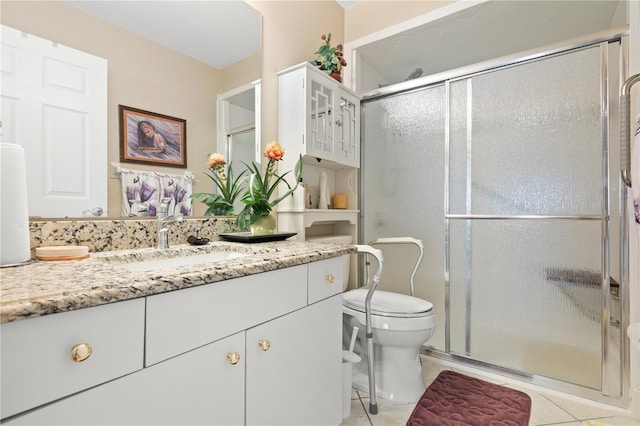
top-left (2, 258), bottom-right (344, 425)
top-left (277, 63), bottom-right (360, 247)
top-left (278, 62), bottom-right (360, 168)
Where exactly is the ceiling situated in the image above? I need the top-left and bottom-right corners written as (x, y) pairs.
top-left (356, 0), bottom-right (625, 91)
top-left (65, 1), bottom-right (624, 91)
top-left (65, 0), bottom-right (261, 69)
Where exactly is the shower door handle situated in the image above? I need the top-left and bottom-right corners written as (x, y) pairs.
top-left (620, 73), bottom-right (640, 188)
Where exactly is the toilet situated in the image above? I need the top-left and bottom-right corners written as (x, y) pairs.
top-left (342, 237), bottom-right (436, 404)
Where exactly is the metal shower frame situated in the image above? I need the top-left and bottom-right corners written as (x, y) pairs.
top-left (358, 27), bottom-right (631, 407)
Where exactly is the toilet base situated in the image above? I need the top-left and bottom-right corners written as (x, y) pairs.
top-left (352, 344), bottom-right (426, 404)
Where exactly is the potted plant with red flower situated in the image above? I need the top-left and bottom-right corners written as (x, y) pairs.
top-left (236, 141), bottom-right (303, 235)
top-left (311, 33), bottom-right (347, 82)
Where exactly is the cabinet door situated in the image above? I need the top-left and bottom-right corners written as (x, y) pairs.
top-left (246, 295), bottom-right (342, 426)
top-left (307, 75), bottom-right (335, 160)
top-left (6, 332), bottom-right (245, 425)
top-left (335, 90), bottom-right (360, 167)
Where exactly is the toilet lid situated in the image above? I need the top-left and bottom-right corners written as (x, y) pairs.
top-left (343, 289), bottom-right (433, 317)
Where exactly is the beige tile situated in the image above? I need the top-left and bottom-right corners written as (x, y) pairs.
top-left (420, 357), bottom-right (452, 387)
top-left (366, 398), bottom-right (416, 426)
top-left (342, 355), bottom-right (636, 426)
top-left (356, 388), bottom-right (370, 399)
top-left (542, 393), bottom-right (630, 421)
top-left (580, 416), bottom-right (640, 426)
top-left (340, 398), bottom-right (371, 426)
top-left (524, 390), bottom-right (578, 426)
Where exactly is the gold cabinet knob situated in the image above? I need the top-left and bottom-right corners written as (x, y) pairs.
top-left (70, 343), bottom-right (92, 362)
top-left (325, 274), bottom-right (335, 284)
top-left (226, 352), bottom-right (241, 365)
top-left (258, 339), bottom-right (271, 351)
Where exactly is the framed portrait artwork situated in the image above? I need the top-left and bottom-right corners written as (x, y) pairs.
top-left (119, 105), bottom-right (187, 168)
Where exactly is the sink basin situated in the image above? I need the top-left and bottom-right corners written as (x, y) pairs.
top-left (118, 251), bottom-right (247, 272)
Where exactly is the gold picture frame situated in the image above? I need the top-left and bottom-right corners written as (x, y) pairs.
top-left (119, 105), bottom-right (186, 168)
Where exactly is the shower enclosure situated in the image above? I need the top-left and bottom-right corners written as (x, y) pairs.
top-left (360, 32), bottom-right (629, 403)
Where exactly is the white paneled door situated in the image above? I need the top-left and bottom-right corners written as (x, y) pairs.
top-left (1, 25), bottom-right (107, 218)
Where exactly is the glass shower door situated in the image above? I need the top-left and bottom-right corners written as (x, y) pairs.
top-left (447, 45), bottom-right (610, 390)
top-left (361, 39), bottom-right (623, 396)
top-left (361, 85), bottom-right (447, 349)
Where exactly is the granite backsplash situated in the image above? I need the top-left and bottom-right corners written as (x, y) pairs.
top-left (28, 217), bottom-right (238, 257)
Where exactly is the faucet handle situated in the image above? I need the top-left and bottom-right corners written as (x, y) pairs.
top-left (159, 197), bottom-right (172, 217)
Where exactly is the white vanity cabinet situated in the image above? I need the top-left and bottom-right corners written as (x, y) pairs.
top-left (1, 257), bottom-right (344, 426)
top-left (278, 62), bottom-right (360, 169)
top-left (246, 294), bottom-right (342, 425)
top-left (3, 332), bottom-right (245, 425)
top-left (0, 298), bottom-right (145, 420)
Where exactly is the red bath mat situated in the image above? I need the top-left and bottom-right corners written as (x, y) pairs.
top-left (406, 370), bottom-right (532, 426)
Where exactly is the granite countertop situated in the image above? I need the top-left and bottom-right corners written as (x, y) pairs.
top-left (0, 241), bottom-right (354, 324)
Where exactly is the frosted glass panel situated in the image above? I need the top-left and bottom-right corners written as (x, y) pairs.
top-left (449, 46), bottom-right (604, 216)
top-left (449, 219), bottom-right (603, 389)
top-left (362, 85), bottom-right (446, 350)
top-left (360, 39), bottom-right (619, 395)
top-left (310, 80), bottom-right (333, 153)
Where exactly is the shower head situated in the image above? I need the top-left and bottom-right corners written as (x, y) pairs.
top-left (377, 68), bottom-right (424, 88)
top-left (405, 68), bottom-right (423, 81)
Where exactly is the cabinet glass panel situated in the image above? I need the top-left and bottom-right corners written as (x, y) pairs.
top-left (310, 79), bottom-right (333, 154)
top-left (338, 95), bottom-right (357, 163)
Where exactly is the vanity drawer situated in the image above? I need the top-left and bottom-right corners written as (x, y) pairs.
top-left (145, 264), bottom-right (307, 366)
top-left (0, 298), bottom-right (145, 419)
top-left (308, 257), bottom-right (344, 304)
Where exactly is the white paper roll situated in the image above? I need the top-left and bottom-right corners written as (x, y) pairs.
top-left (1, 143), bottom-right (31, 265)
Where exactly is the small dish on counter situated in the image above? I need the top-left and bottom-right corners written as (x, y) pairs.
top-left (218, 232), bottom-right (297, 243)
top-left (35, 246), bottom-right (90, 261)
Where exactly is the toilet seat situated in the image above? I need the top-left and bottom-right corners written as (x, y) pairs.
top-left (343, 289), bottom-right (433, 318)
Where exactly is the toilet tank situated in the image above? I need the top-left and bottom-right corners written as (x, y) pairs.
top-left (306, 235), bottom-right (353, 291)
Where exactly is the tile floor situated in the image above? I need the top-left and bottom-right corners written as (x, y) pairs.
top-left (341, 355), bottom-right (640, 426)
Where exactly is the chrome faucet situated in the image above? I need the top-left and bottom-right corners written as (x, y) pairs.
top-left (157, 198), bottom-right (183, 250)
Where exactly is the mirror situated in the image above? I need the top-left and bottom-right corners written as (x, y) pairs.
top-left (0, 0), bottom-right (261, 219)
top-left (217, 80), bottom-right (262, 214)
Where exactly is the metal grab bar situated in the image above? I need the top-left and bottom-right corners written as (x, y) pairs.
top-left (369, 237), bottom-right (424, 296)
top-left (620, 73), bottom-right (640, 188)
top-left (355, 244), bottom-right (383, 416)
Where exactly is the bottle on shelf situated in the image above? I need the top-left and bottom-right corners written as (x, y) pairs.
top-left (303, 182), bottom-right (311, 209)
top-left (318, 171), bottom-right (329, 209)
